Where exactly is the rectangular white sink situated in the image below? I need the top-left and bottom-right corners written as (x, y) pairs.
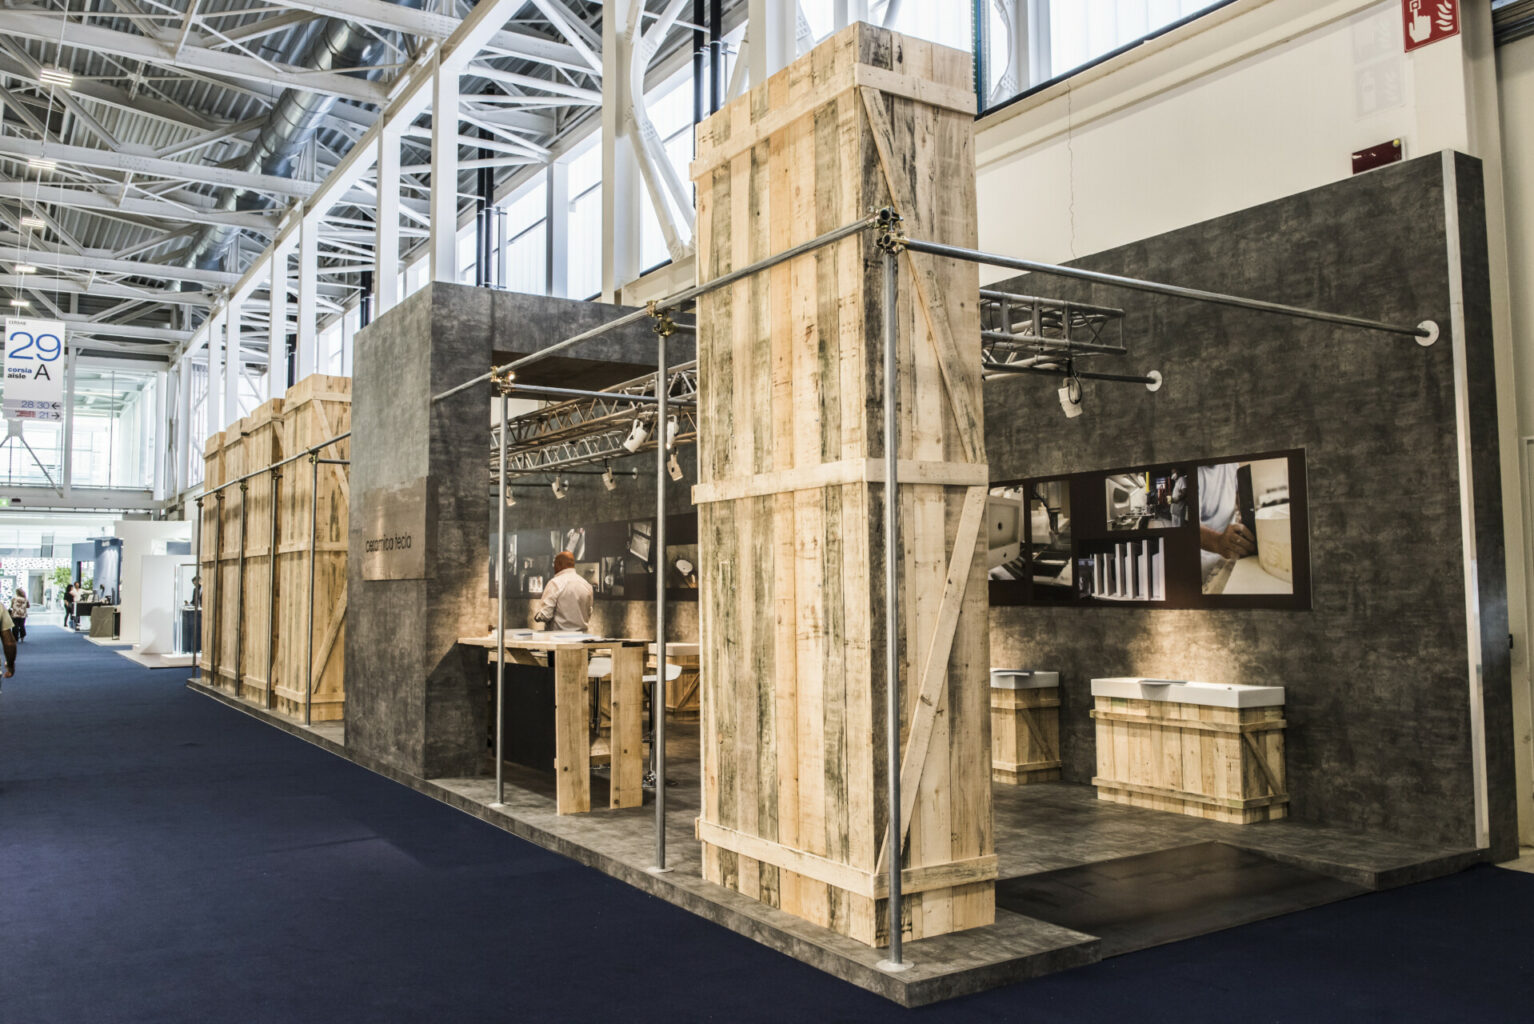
top-left (990, 669), bottom-right (1059, 689)
top-left (1090, 677), bottom-right (1284, 708)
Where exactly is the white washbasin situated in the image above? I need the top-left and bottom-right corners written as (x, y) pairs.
top-left (990, 669), bottom-right (1059, 690)
top-left (1090, 676), bottom-right (1284, 708)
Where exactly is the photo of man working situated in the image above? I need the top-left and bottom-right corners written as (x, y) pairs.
top-left (534, 550), bottom-right (595, 631)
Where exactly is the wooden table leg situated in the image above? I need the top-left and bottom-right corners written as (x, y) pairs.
top-left (553, 648), bottom-right (591, 814)
top-left (609, 645), bottom-right (644, 809)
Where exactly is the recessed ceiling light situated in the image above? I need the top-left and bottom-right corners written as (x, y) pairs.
top-left (15, 265), bottom-right (37, 274)
top-left (27, 158), bottom-right (57, 173)
top-left (9, 299), bottom-right (30, 308)
top-left (20, 216), bottom-right (46, 229)
top-left (38, 66), bottom-right (74, 89)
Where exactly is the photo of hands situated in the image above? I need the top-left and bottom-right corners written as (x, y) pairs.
top-left (1199, 457), bottom-right (1293, 596)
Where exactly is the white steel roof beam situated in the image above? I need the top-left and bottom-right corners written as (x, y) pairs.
top-left (0, 137), bottom-right (320, 198)
top-left (0, 244), bottom-right (241, 287)
top-left (3, 8), bottom-right (388, 106)
top-left (0, 184), bottom-right (279, 233)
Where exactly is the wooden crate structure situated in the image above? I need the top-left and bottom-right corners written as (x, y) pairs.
top-left (273, 375), bottom-right (351, 722)
top-left (991, 675), bottom-right (1062, 785)
top-left (691, 24), bottom-right (994, 947)
top-left (1091, 696), bottom-right (1288, 824)
top-left (197, 430), bottom-right (226, 675)
top-left (238, 398), bottom-right (286, 703)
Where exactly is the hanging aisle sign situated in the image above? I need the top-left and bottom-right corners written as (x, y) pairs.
top-left (2, 317), bottom-right (66, 421)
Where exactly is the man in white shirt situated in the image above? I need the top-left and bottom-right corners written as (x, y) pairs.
top-left (535, 550), bottom-right (594, 632)
top-left (0, 605), bottom-right (16, 691)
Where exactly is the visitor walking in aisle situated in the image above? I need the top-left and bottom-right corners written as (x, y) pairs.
top-left (0, 604), bottom-right (17, 692)
top-left (9, 589), bottom-right (29, 643)
top-left (63, 582), bottom-right (78, 630)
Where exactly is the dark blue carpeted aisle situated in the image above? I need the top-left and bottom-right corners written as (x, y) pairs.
top-left (2, 626), bottom-right (1533, 1023)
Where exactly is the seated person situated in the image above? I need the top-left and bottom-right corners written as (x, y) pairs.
top-left (534, 551), bottom-right (594, 632)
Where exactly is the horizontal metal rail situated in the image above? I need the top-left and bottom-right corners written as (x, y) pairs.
top-left (982, 360), bottom-right (1158, 385)
top-left (431, 212), bottom-right (879, 404)
top-left (908, 237), bottom-right (1437, 340)
top-left (979, 288), bottom-right (1126, 319)
top-left (193, 431), bottom-right (351, 501)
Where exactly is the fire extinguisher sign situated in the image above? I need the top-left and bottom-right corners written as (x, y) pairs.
top-left (1403, 0), bottom-right (1459, 52)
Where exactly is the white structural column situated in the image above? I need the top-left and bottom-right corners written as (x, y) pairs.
top-left (546, 160), bottom-right (569, 297)
top-left (61, 346), bottom-right (76, 498)
top-left (296, 215), bottom-right (319, 380)
top-left (601, 0), bottom-right (642, 301)
top-left (748, 0), bottom-right (796, 86)
top-left (175, 360), bottom-right (192, 496)
top-left (206, 308), bottom-right (224, 437)
top-left (153, 368), bottom-right (169, 501)
top-left (267, 239), bottom-right (291, 399)
top-left (224, 297), bottom-right (242, 426)
top-left (429, 56), bottom-right (461, 284)
top-left (376, 120), bottom-right (402, 315)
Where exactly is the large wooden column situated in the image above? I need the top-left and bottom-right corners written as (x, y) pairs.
top-left (692, 23), bottom-right (993, 947)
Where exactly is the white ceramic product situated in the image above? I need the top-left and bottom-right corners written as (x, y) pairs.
top-left (990, 669), bottom-right (1060, 690)
top-left (1255, 503), bottom-right (1293, 582)
top-left (1090, 676), bottom-right (1285, 708)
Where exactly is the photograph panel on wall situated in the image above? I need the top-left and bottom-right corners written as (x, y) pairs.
top-left (1104, 468), bottom-right (1189, 531)
top-left (985, 482), bottom-right (1029, 604)
top-left (1196, 451), bottom-right (1308, 606)
top-left (1027, 478), bottom-right (1073, 601)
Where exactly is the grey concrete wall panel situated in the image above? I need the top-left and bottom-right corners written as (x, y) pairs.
top-left (348, 283), bottom-right (667, 779)
top-left (984, 153), bottom-right (1511, 853)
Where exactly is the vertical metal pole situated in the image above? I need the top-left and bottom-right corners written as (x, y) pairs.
top-left (304, 453), bottom-right (318, 728)
top-left (493, 390), bottom-right (509, 807)
top-left (235, 481), bottom-right (248, 700)
top-left (192, 497), bottom-right (203, 675)
top-left (654, 330), bottom-right (668, 871)
top-left (266, 470), bottom-right (281, 710)
top-left (211, 493), bottom-right (224, 687)
top-left (880, 248), bottom-right (905, 969)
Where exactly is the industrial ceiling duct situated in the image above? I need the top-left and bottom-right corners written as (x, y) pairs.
top-left (177, 0), bottom-right (427, 278)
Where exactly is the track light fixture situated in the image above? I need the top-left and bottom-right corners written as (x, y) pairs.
top-left (1058, 370), bottom-right (1084, 420)
top-left (622, 416), bottom-right (651, 453)
top-left (550, 475), bottom-right (568, 499)
top-left (667, 451), bottom-right (683, 482)
top-left (504, 484), bottom-right (516, 507)
top-left (664, 416), bottom-right (679, 451)
top-left (602, 462), bottom-right (617, 491)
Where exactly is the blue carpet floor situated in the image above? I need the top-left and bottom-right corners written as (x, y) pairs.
top-left (3, 625), bottom-right (1533, 1023)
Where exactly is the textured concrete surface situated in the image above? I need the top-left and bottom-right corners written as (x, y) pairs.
top-left (983, 153), bottom-right (1513, 856)
top-left (347, 285), bottom-right (674, 780)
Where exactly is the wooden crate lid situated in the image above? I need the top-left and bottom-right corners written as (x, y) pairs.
top-left (283, 373), bottom-right (352, 407)
top-left (202, 430), bottom-right (226, 457)
top-left (244, 397), bottom-right (285, 430)
top-left (691, 21), bottom-right (974, 180)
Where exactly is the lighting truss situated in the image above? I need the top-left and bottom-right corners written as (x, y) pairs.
top-left (490, 362), bottom-right (699, 477)
top-left (979, 288), bottom-right (1128, 371)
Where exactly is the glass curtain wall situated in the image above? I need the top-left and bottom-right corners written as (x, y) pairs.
top-left (71, 366), bottom-right (157, 490)
top-left (502, 181), bottom-right (548, 295)
top-left (566, 134), bottom-right (605, 300)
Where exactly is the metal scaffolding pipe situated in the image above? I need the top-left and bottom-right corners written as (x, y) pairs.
top-left (195, 432), bottom-right (351, 500)
top-left (907, 237), bottom-right (1438, 341)
top-left (502, 381), bottom-right (697, 406)
top-left (431, 214), bottom-right (877, 404)
top-left (210, 493), bottom-right (224, 688)
top-left (235, 482), bottom-right (248, 700)
top-left (192, 498), bottom-right (203, 677)
top-left (304, 454), bottom-right (319, 728)
top-left (879, 247), bottom-right (905, 970)
top-left (981, 361), bottom-right (1161, 386)
top-left (654, 326), bottom-right (669, 872)
top-left (493, 390), bottom-right (509, 808)
top-left (265, 469), bottom-right (281, 711)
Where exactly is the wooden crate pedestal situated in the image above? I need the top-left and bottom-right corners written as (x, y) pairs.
top-left (991, 671), bottom-right (1061, 784)
top-left (1091, 696), bottom-right (1288, 824)
top-left (692, 23), bottom-right (994, 947)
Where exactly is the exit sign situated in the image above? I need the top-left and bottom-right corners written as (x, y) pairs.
top-left (1403, 0), bottom-right (1459, 52)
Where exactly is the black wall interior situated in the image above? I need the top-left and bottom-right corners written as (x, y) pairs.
top-left (984, 152), bottom-right (1515, 857)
